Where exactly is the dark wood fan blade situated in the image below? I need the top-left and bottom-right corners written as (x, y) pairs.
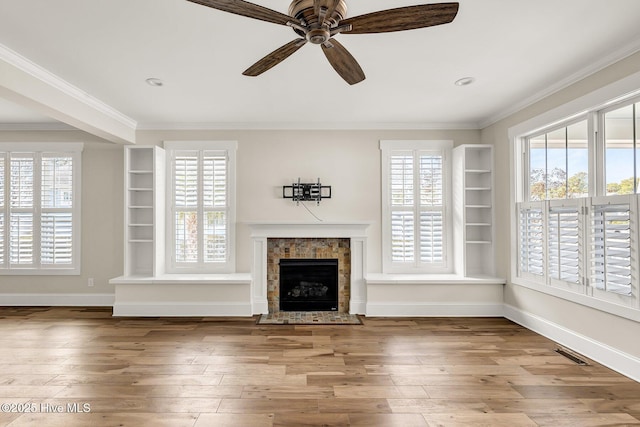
top-left (341, 3), bottom-right (459, 34)
top-left (186, 0), bottom-right (293, 26)
top-left (243, 39), bottom-right (307, 76)
top-left (321, 39), bottom-right (365, 85)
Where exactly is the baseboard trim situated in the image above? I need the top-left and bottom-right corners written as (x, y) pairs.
top-left (0, 293), bottom-right (114, 307)
top-left (252, 300), bottom-right (269, 315)
top-left (365, 302), bottom-right (504, 317)
top-left (350, 299), bottom-right (367, 315)
top-left (112, 302), bottom-right (253, 317)
top-left (504, 304), bottom-right (640, 382)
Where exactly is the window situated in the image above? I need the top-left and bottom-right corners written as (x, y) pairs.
top-left (381, 140), bottom-right (452, 273)
top-left (0, 143), bottom-right (82, 274)
top-left (513, 89), bottom-right (640, 317)
top-left (528, 119), bottom-right (589, 201)
top-left (604, 101), bottom-right (640, 195)
top-left (165, 141), bottom-right (236, 273)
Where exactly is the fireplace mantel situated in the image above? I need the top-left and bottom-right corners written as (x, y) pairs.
top-left (247, 222), bottom-right (370, 314)
top-left (247, 221), bottom-right (370, 238)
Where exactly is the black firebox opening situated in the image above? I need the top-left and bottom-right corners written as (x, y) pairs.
top-left (279, 258), bottom-right (339, 311)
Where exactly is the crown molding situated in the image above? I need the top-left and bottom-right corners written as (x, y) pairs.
top-left (0, 43), bottom-right (137, 130)
top-left (136, 121), bottom-right (481, 131)
top-left (0, 43), bottom-right (137, 143)
top-left (0, 122), bottom-right (76, 131)
top-left (479, 36), bottom-right (640, 129)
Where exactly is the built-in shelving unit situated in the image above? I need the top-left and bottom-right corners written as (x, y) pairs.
top-left (113, 144), bottom-right (253, 317)
top-left (453, 144), bottom-right (495, 277)
top-left (124, 146), bottom-right (165, 277)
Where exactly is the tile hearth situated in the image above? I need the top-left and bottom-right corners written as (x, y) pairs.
top-left (257, 311), bottom-right (362, 325)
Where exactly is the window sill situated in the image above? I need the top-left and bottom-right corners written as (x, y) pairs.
top-left (511, 276), bottom-right (640, 323)
top-left (110, 273), bottom-right (251, 285)
top-left (366, 273), bottom-right (505, 285)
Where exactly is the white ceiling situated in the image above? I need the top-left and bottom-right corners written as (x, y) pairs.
top-left (1, 0), bottom-right (640, 136)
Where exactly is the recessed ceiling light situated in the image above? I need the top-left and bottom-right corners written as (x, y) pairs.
top-left (454, 77), bottom-right (475, 87)
top-left (146, 78), bottom-right (164, 87)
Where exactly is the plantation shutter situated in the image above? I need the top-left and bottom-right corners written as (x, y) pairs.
top-left (9, 154), bottom-right (34, 266)
top-left (173, 150), bottom-right (228, 267)
top-left (391, 211), bottom-right (414, 262)
top-left (390, 154), bottom-right (415, 262)
top-left (0, 145), bottom-right (80, 273)
top-left (203, 152), bottom-right (227, 263)
top-left (548, 203), bottom-right (581, 284)
top-left (40, 155), bottom-right (74, 265)
top-left (419, 154), bottom-right (444, 263)
top-left (174, 152), bottom-right (198, 263)
top-left (389, 151), bottom-right (445, 266)
top-left (591, 200), bottom-right (632, 296)
top-left (518, 202), bottom-right (544, 277)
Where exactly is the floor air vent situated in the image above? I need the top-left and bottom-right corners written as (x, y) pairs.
top-left (555, 347), bottom-right (589, 365)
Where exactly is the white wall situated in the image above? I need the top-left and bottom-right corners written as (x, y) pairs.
top-left (482, 51), bottom-right (640, 367)
top-left (136, 129), bottom-right (481, 274)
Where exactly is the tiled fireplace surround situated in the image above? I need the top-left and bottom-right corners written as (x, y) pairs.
top-left (248, 223), bottom-right (369, 315)
top-left (268, 238), bottom-right (350, 313)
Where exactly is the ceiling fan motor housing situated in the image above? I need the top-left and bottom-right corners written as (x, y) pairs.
top-left (288, 0), bottom-right (348, 43)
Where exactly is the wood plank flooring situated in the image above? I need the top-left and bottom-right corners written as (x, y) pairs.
top-left (0, 307), bottom-right (638, 426)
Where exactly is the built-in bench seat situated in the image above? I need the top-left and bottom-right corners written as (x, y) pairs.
top-left (364, 273), bottom-right (506, 317)
top-left (365, 273), bottom-right (505, 285)
top-left (110, 273), bottom-right (253, 317)
top-left (109, 273), bottom-right (252, 285)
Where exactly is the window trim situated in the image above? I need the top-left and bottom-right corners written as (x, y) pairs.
top-left (380, 140), bottom-right (453, 274)
top-left (509, 69), bottom-right (640, 322)
top-left (164, 141), bottom-right (237, 274)
top-left (0, 142), bottom-right (82, 275)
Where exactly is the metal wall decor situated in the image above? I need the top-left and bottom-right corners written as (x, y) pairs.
top-left (283, 178), bottom-right (331, 205)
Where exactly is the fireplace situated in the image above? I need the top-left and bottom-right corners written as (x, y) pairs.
top-left (248, 222), bottom-right (370, 315)
top-left (279, 258), bottom-right (339, 311)
top-left (266, 237), bottom-right (350, 313)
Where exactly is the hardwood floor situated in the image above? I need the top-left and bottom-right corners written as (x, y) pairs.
top-left (0, 307), bottom-right (638, 426)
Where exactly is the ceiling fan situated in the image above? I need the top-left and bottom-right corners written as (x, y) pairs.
top-left (187, 0), bottom-right (459, 85)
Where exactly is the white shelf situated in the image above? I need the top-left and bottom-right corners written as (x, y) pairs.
top-left (454, 145), bottom-right (495, 278)
top-left (124, 146), bottom-right (166, 277)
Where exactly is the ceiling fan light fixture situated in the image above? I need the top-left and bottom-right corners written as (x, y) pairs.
top-left (454, 77), bottom-right (475, 87)
top-left (186, 0), bottom-right (460, 85)
top-left (146, 78), bottom-right (164, 87)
